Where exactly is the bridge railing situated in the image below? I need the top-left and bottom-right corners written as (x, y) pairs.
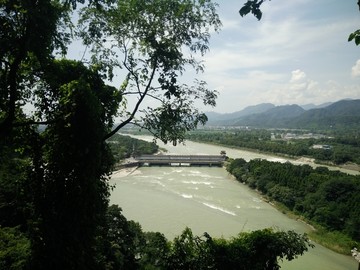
top-left (135, 154), bottom-right (227, 166)
top-left (136, 155), bottom-right (226, 161)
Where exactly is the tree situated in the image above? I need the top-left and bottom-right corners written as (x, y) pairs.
top-left (99, 205), bottom-right (142, 270)
top-left (139, 231), bottom-right (169, 269)
top-left (0, 226), bottom-right (30, 270)
top-left (0, 0), bottom-right (71, 136)
top-left (78, 0), bottom-right (221, 144)
top-left (29, 59), bottom-right (119, 270)
top-left (164, 227), bottom-right (313, 270)
top-left (1, 0), bottom-right (222, 268)
top-left (166, 227), bottom-right (215, 269)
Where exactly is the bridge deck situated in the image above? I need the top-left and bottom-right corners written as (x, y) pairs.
top-left (136, 155), bottom-right (226, 167)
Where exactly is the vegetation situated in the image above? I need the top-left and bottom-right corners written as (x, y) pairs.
top-left (187, 129), bottom-right (360, 165)
top-left (79, 0), bottom-right (220, 143)
top-left (0, 227), bottom-right (30, 270)
top-left (226, 157), bottom-right (360, 254)
top-left (107, 134), bottom-right (159, 163)
top-left (0, 0), bottom-right (313, 269)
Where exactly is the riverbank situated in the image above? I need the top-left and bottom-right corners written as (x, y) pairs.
top-left (226, 162), bottom-right (359, 256)
top-left (111, 165), bottom-right (140, 178)
top-left (189, 138), bottom-right (360, 175)
top-left (268, 200), bottom-right (357, 255)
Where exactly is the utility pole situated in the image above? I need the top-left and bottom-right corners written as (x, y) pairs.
top-left (351, 248), bottom-right (360, 270)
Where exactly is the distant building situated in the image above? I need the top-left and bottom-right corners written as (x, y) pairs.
top-left (312, 144), bottom-right (332, 150)
top-left (283, 133), bottom-right (296, 140)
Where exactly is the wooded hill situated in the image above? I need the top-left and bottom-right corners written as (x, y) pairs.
top-left (206, 99), bottom-right (360, 130)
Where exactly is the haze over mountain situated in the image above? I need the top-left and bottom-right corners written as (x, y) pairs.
top-left (300, 102), bottom-right (333, 111)
top-left (205, 99), bottom-right (360, 130)
top-left (205, 103), bottom-right (275, 123)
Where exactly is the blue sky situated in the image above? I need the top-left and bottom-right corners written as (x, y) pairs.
top-left (66, 0), bottom-right (360, 114)
top-left (196, 0), bottom-right (360, 112)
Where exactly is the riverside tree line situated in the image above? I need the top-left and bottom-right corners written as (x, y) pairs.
top-left (226, 158), bottom-right (360, 254)
top-left (187, 129), bottom-right (360, 165)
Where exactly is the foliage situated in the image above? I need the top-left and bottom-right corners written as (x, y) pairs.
top-left (1, 0), bottom-right (222, 268)
top-left (78, 0), bottom-right (221, 144)
top-left (0, 0), bottom-right (70, 134)
top-left (239, 0), bottom-right (269, 20)
top-left (226, 158), bottom-right (360, 252)
top-left (308, 227), bottom-right (357, 255)
top-left (0, 226), bottom-right (30, 270)
top-left (165, 227), bottom-right (312, 270)
top-left (0, 0), bottom-right (324, 268)
top-left (0, 126), bottom-right (34, 230)
top-left (211, 229), bottom-right (313, 270)
top-left (107, 134), bottom-right (158, 163)
top-left (349, 29), bottom-right (360, 45)
top-left (99, 205), bottom-right (143, 269)
top-left (28, 59), bottom-right (118, 270)
top-left (348, 1), bottom-right (360, 45)
top-left (166, 228), bottom-right (214, 269)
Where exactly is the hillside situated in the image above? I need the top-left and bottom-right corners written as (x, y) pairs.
top-left (205, 103), bottom-right (275, 125)
top-left (205, 99), bottom-right (360, 130)
top-left (293, 99), bottom-right (360, 129)
top-left (301, 102), bottom-right (333, 110)
top-left (233, 104), bottom-right (305, 127)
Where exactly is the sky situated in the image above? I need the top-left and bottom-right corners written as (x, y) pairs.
top-left (193, 0), bottom-right (360, 113)
top-left (67, 0), bottom-right (360, 114)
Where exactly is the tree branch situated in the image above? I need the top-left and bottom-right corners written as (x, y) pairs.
top-left (128, 120), bottom-right (158, 139)
top-left (0, 50), bottom-right (25, 136)
top-left (13, 119), bottom-right (57, 127)
top-left (103, 59), bottom-right (158, 140)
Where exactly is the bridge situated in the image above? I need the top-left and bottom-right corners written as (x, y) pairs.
top-left (136, 154), bottom-right (227, 167)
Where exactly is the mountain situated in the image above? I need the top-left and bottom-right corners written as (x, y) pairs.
top-left (292, 99), bottom-right (360, 129)
top-left (234, 103), bottom-right (275, 116)
top-left (233, 104), bottom-right (305, 127)
top-left (300, 102), bottom-right (333, 110)
top-left (205, 103), bottom-right (275, 125)
top-left (205, 99), bottom-right (360, 130)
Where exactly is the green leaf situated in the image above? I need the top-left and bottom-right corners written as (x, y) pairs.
top-left (348, 33), bottom-right (355, 42)
top-left (355, 36), bottom-right (360, 46)
top-left (239, 5), bottom-right (251, 17)
top-left (348, 30), bottom-right (360, 45)
top-left (253, 9), bottom-right (263, 20)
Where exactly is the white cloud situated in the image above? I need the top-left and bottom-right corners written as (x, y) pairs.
top-left (208, 68), bottom-right (360, 113)
top-left (259, 72), bottom-right (360, 108)
top-left (197, 1), bottom-right (360, 113)
top-left (290, 69), bottom-right (306, 83)
top-left (351, 59), bottom-right (360, 77)
top-left (204, 11), bottom-right (355, 77)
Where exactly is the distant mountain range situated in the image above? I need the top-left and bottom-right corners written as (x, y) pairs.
top-left (205, 99), bottom-right (360, 130)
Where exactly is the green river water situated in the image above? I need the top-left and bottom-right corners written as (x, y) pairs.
top-left (110, 136), bottom-right (358, 270)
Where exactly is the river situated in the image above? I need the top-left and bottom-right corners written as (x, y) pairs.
top-left (110, 136), bottom-right (358, 270)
